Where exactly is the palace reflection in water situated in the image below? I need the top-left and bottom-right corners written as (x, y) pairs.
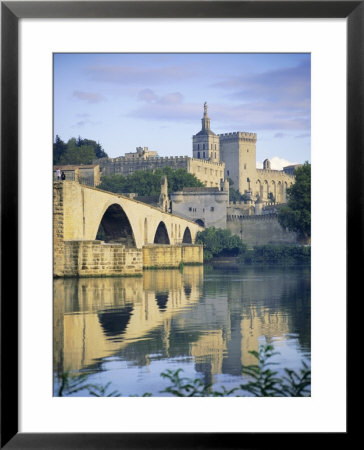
top-left (53, 265), bottom-right (310, 396)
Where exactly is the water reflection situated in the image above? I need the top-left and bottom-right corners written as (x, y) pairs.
top-left (54, 265), bottom-right (310, 395)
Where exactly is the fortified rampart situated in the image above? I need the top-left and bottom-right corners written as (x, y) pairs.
top-left (95, 155), bottom-right (225, 189)
top-left (227, 214), bottom-right (298, 246)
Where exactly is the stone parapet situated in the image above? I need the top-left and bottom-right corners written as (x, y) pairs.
top-left (219, 131), bottom-right (257, 142)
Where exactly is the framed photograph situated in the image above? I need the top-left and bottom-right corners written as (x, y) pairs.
top-left (2, 1), bottom-right (359, 448)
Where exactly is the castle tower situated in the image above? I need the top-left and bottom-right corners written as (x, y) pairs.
top-left (192, 102), bottom-right (220, 163)
top-left (219, 131), bottom-right (257, 195)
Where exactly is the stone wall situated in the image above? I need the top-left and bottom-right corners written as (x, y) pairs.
top-left (188, 158), bottom-right (225, 188)
top-left (171, 188), bottom-right (228, 228)
top-left (62, 240), bottom-right (143, 277)
top-left (142, 244), bottom-right (203, 268)
top-left (227, 215), bottom-right (298, 247)
top-left (53, 182), bottom-right (65, 277)
top-left (96, 155), bottom-right (225, 189)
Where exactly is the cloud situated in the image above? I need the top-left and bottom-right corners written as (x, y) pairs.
top-left (211, 60), bottom-right (310, 133)
top-left (270, 156), bottom-right (298, 170)
top-left (130, 89), bottom-right (195, 121)
top-left (138, 88), bottom-right (158, 103)
top-left (72, 91), bottom-right (105, 103)
top-left (71, 118), bottom-right (101, 128)
top-left (76, 113), bottom-right (91, 118)
top-left (207, 102), bottom-right (309, 132)
top-left (137, 89), bottom-right (183, 105)
top-left (214, 60), bottom-right (310, 102)
top-left (85, 64), bottom-right (196, 85)
top-left (274, 132), bottom-right (286, 139)
top-left (295, 133), bottom-right (311, 139)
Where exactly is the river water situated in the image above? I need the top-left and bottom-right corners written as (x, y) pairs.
top-left (53, 265), bottom-right (310, 396)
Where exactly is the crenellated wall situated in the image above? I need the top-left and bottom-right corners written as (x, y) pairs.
top-left (95, 155), bottom-right (225, 189)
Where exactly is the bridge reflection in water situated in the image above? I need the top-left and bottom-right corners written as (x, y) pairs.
top-left (53, 267), bottom-right (204, 377)
top-left (53, 266), bottom-right (311, 395)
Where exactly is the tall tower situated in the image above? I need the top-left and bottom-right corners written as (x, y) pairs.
top-left (219, 132), bottom-right (257, 194)
top-left (192, 102), bottom-right (220, 163)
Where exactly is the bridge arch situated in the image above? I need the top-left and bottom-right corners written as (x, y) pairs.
top-left (96, 203), bottom-right (136, 247)
top-left (154, 221), bottom-right (170, 244)
top-left (182, 227), bottom-right (192, 244)
top-left (195, 219), bottom-right (205, 227)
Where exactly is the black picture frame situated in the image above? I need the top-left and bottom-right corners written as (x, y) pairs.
top-left (1, 1), bottom-right (359, 448)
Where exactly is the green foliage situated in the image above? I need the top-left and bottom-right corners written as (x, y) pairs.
top-left (240, 244), bottom-right (311, 265)
top-left (160, 369), bottom-right (237, 397)
top-left (57, 371), bottom-right (122, 397)
top-left (53, 135), bottom-right (108, 165)
top-left (99, 167), bottom-right (204, 196)
top-left (53, 135), bottom-right (66, 163)
top-left (278, 162), bottom-right (311, 242)
top-left (240, 345), bottom-right (311, 397)
top-left (196, 227), bottom-right (247, 261)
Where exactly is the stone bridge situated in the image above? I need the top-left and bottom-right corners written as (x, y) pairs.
top-left (54, 181), bottom-right (203, 277)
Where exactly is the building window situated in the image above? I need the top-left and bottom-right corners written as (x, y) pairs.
top-left (244, 164), bottom-right (246, 170)
top-left (210, 207), bottom-right (214, 211)
top-left (203, 152), bottom-right (205, 158)
top-left (189, 207), bottom-right (192, 211)
top-left (214, 152), bottom-right (216, 159)
top-left (197, 152), bottom-right (200, 159)
top-left (197, 144), bottom-right (200, 150)
top-left (203, 144), bottom-right (205, 150)
top-left (227, 170), bottom-right (230, 176)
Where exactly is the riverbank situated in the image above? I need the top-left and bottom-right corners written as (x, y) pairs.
top-left (208, 244), bottom-right (311, 267)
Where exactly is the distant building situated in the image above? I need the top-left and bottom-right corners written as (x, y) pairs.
top-left (171, 180), bottom-right (229, 229)
top-left (283, 164), bottom-right (302, 175)
top-left (124, 146), bottom-right (158, 160)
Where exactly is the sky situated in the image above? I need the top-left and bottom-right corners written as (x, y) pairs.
top-left (54, 53), bottom-right (310, 170)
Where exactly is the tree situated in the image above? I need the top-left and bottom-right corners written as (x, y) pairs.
top-left (278, 162), bottom-right (311, 243)
top-left (53, 135), bottom-right (66, 163)
top-left (195, 227), bottom-right (247, 261)
top-left (53, 136), bottom-right (108, 165)
top-left (98, 168), bottom-right (204, 197)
